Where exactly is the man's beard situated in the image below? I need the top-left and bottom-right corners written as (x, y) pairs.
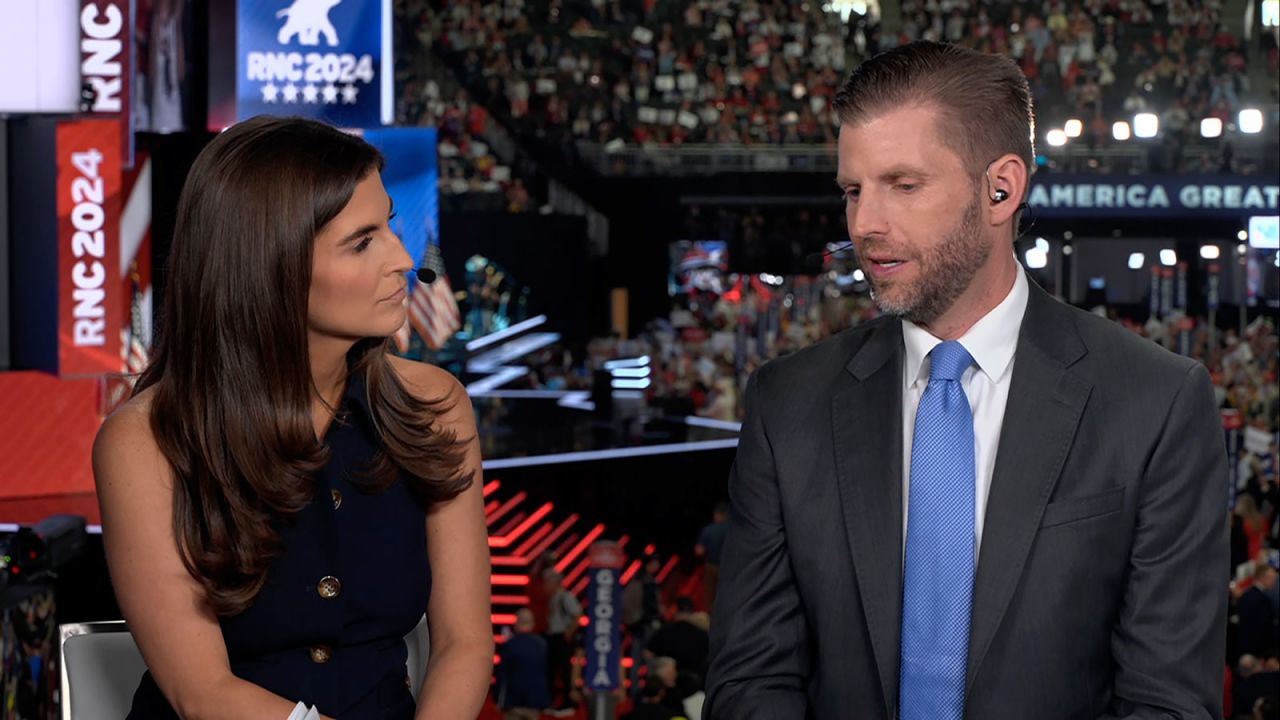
top-left (857, 194), bottom-right (990, 325)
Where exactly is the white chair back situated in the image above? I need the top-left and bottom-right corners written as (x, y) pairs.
top-left (59, 621), bottom-right (147, 720)
top-left (404, 613), bottom-right (430, 699)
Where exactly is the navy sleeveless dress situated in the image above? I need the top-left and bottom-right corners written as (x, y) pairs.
top-left (128, 373), bottom-right (431, 719)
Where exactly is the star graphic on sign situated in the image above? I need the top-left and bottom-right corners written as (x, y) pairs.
top-left (261, 83), bottom-right (279, 103)
top-left (282, 83), bottom-right (299, 103)
top-left (302, 84), bottom-right (319, 103)
top-left (322, 83), bottom-right (339, 104)
top-left (341, 83), bottom-right (359, 104)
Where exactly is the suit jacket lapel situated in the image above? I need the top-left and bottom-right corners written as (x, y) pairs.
top-left (965, 281), bottom-right (1093, 691)
top-left (832, 320), bottom-right (905, 718)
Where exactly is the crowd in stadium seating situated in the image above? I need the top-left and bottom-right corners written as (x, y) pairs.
top-left (935, 0), bottom-right (1276, 174)
top-left (396, 0), bottom-right (1276, 175)
top-left (395, 0), bottom-right (539, 212)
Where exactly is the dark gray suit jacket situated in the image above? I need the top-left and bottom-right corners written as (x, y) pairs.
top-left (705, 280), bottom-right (1228, 720)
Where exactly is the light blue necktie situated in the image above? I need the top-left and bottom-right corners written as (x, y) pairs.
top-left (899, 340), bottom-right (976, 720)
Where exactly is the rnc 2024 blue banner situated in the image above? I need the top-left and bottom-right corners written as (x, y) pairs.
top-left (237, 0), bottom-right (390, 128)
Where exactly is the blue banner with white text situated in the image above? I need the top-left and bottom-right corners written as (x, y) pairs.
top-left (1027, 175), bottom-right (1278, 218)
top-left (237, 0), bottom-right (389, 127)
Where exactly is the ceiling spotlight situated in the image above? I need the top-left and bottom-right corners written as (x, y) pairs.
top-left (1113, 121), bottom-right (1131, 141)
top-left (1200, 117), bottom-right (1223, 138)
top-left (1199, 245), bottom-right (1221, 260)
top-left (1159, 249), bottom-right (1177, 266)
top-left (1063, 118), bottom-right (1084, 138)
top-left (1238, 230), bottom-right (1249, 241)
top-left (1046, 129), bottom-right (1068, 147)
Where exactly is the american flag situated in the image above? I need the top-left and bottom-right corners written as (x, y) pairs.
top-left (407, 242), bottom-right (461, 350)
top-left (124, 274), bottom-right (149, 376)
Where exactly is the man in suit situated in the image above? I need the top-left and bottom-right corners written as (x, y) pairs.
top-left (705, 41), bottom-right (1228, 720)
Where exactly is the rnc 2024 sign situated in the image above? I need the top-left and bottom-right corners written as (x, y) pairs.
top-left (237, 0), bottom-right (390, 128)
top-left (1028, 175), bottom-right (1279, 219)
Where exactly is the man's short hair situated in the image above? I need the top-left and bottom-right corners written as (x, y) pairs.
top-left (832, 40), bottom-right (1035, 186)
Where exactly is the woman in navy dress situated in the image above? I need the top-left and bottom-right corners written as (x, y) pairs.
top-left (94, 116), bottom-right (493, 719)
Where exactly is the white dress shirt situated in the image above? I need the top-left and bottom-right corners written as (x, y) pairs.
top-left (901, 264), bottom-right (1030, 558)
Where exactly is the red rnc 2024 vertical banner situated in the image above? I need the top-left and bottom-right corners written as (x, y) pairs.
top-left (57, 119), bottom-right (123, 377)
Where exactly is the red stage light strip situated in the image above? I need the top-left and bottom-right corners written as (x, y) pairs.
top-left (483, 500), bottom-right (499, 516)
top-left (656, 555), bottom-right (680, 583)
top-left (485, 491), bottom-right (527, 527)
top-left (482, 480), bottom-right (500, 497)
top-left (511, 522), bottom-right (554, 558)
top-left (491, 595), bottom-right (529, 605)
top-left (679, 566), bottom-right (703, 601)
top-left (620, 560), bottom-right (642, 586)
top-left (563, 554), bottom-right (592, 588)
top-left (552, 534), bottom-right (580, 560)
top-left (555, 524), bottom-right (606, 574)
top-left (489, 502), bottom-right (554, 549)
top-left (494, 511), bottom-right (528, 538)
top-left (528, 515), bottom-right (578, 558)
top-left (491, 575), bottom-right (530, 586)
top-left (492, 613), bottom-right (518, 625)
top-left (491, 556), bottom-right (532, 567)
top-left (571, 576), bottom-right (589, 596)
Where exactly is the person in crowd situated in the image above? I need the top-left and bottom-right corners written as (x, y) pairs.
top-left (706, 41), bottom-right (1227, 720)
top-left (1232, 654), bottom-right (1280, 720)
top-left (694, 502), bottom-right (729, 609)
top-left (495, 609), bottom-right (551, 720)
top-left (94, 116), bottom-right (492, 718)
top-left (646, 597), bottom-right (709, 682)
top-left (623, 553), bottom-right (665, 695)
top-left (544, 567), bottom-right (583, 712)
top-left (1237, 559), bottom-right (1280, 660)
top-left (622, 676), bottom-right (683, 720)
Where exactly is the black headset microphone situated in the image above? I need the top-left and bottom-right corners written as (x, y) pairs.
top-left (415, 267), bottom-right (437, 284)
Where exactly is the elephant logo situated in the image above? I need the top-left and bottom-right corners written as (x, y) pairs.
top-left (276, 0), bottom-right (341, 47)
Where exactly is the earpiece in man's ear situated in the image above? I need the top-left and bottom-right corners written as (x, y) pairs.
top-left (991, 189), bottom-right (1010, 204)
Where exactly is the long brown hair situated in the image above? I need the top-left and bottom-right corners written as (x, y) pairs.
top-left (135, 116), bottom-right (472, 616)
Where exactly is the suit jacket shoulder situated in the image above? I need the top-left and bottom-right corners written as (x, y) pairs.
top-left (1043, 296), bottom-right (1204, 400)
top-left (752, 315), bottom-right (898, 401)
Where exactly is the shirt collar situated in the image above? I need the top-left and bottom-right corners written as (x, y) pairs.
top-left (902, 261), bottom-right (1029, 388)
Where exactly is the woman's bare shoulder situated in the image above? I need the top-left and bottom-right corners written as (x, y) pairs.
top-left (93, 386), bottom-right (170, 489)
